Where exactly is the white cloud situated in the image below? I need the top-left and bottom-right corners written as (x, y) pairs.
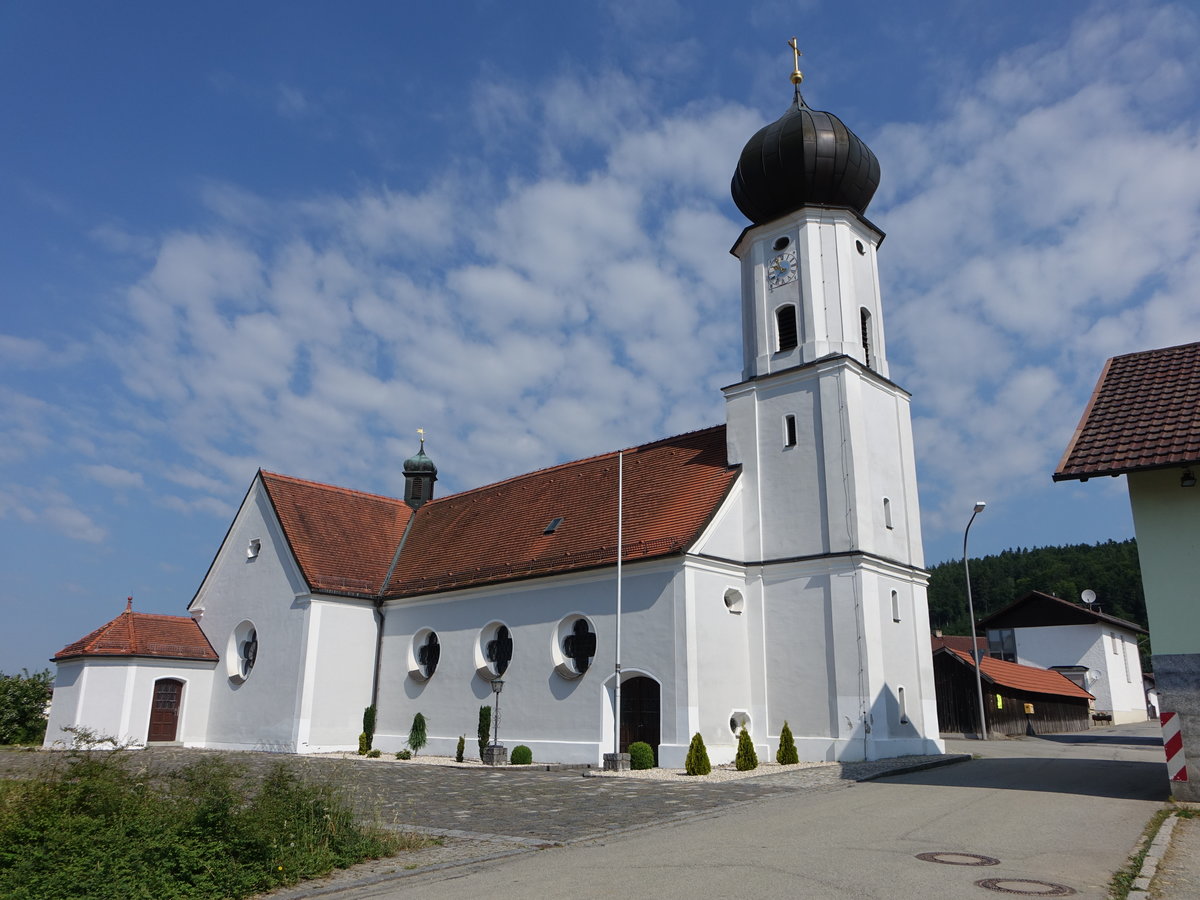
top-left (81, 464), bottom-right (144, 490)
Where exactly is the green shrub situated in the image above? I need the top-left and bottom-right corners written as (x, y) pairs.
top-left (776, 720), bottom-right (799, 765)
top-left (455, 735), bottom-right (465, 763)
top-left (366, 748), bottom-right (381, 759)
top-left (406, 712), bottom-right (427, 755)
top-left (362, 705), bottom-right (376, 748)
top-left (477, 705), bottom-right (491, 757)
top-left (510, 745), bottom-right (533, 765)
top-left (735, 727), bottom-right (758, 771)
top-left (684, 732), bottom-right (711, 776)
top-left (0, 669), bottom-right (52, 745)
top-left (0, 736), bottom-right (423, 899)
top-left (628, 741), bottom-right (654, 770)
top-left (395, 749), bottom-right (412, 760)
top-left (357, 732), bottom-right (370, 755)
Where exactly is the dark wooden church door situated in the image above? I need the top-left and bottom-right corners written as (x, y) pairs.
top-left (619, 676), bottom-right (660, 762)
top-left (147, 678), bottom-right (183, 742)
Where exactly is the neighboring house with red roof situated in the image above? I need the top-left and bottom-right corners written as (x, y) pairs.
top-left (978, 591), bottom-right (1147, 725)
top-left (932, 647), bottom-right (1094, 736)
top-left (46, 78), bottom-right (947, 767)
top-left (1055, 340), bottom-right (1200, 799)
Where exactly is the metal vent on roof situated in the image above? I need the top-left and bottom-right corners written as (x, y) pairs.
top-left (544, 517), bottom-right (564, 535)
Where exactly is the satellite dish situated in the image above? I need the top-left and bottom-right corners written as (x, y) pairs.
top-left (1081, 589), bottom-right (1097, 606)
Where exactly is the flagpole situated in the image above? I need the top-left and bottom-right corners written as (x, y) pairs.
top-left (613, 449), bottom-right (623, 758)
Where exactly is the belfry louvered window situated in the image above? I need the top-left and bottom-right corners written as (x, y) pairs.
top-left (776, 305), bottom-right (798, 352)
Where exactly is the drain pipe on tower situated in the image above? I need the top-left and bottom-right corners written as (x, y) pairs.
top-left (613, 450), bottom-right (624, 760)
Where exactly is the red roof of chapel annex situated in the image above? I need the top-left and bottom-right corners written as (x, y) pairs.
top-left (54, 600), bottom-right (217, 662)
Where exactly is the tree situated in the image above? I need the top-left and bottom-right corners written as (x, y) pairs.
top-left (477, 705), bottom-right (491, 757)
top-left (406, 712), bottom-right (428, 755)
top-left (684, 732), bottom-right (711, 776)
top-left (776, 720), bottom-right (799, 765)
top-left (0, 669), bottom-right (52, 745)
top-left (735, 726), bottom-right (758, 771)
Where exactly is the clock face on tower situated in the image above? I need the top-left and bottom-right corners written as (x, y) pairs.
top-left (767, 250), bottom-right (798, 289)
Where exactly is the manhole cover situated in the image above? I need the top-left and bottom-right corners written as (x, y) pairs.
top-left (974, 878), bottom-right (1076, 896)
top-left (915, 851), bottom-right (1001, 867)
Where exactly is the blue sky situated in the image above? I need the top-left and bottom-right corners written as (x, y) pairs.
top-left (3, 0), bottom-right (1199, 675)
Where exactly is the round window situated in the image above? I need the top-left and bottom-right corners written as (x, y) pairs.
top-left (724, 588), bottom-right (745, 614)
top-left (475, 622), bottom-right (513, 678)
top-left (410, 629), bottom-right (440, 680)
top-left (227, 620), bottom-right (258, 683)
top-left (552, 615), bottom-right (597, 678)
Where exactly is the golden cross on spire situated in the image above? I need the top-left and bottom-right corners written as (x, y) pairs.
top-left (788, 37), bottom-right (803, 86)
top-left (417, 427), bottom-right (425, 448)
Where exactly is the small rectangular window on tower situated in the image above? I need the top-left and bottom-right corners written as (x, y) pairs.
top-left (784, 414), bottom-right (797, 448)
top-left (891, 590), bottom-right (900, 623)
top-left (883, 497), bottom-right (893, 529)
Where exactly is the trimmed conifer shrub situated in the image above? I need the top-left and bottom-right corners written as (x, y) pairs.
top-left (357, 732), bottom-right (369, 755)
top-left (735, 727), bottom-right (758, 771)
top-left (776, 720), bottom-right (799, 765)
top-left (477, 705), bottom-right (492, 757)
top-left (407, 712), bottom-right (428, 755)
top-left (684, 732), bottom-right (711, 776)
top-left (511, 745), bottom-right (533, 765)
top-left (362, 705), bottom-right (376, 748)
top-left (455, 735), bottom-right (466, 762)
top-left (628, 741), bottom-right (654, 770)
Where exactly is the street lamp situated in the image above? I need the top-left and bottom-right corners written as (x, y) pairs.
top-left (490, 678), bottom-right (504, 749)
top-left (964, 501), bottom-right (988, 740)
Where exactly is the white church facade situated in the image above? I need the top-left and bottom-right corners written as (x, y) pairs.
top-left (46, 72), bottom-right (946, 768)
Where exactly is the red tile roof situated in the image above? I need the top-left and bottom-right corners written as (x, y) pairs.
top-left (54, 606), bottom-right (217, 662)
top-left (931, 633), bottom-right (986, 654)
top-left (385, 426), bottom-right (736, 597)
top-left (260, 472), bottom-right (413, 596)
top-left (939, 648), bottom-right (1094, 700)
top-left (1055, 341), bottom-right (1200, 481)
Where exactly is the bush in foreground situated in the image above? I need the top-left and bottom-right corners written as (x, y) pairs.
top-left (455, 735), bottom-right (465, 762)
top-left (0, 735), bottom-right (429, 899)
top-left (510, 745), bottom-right (533, 765)
top-left (684, 732), bottom-right (711, 776)
top-left (628, 741), bottom-right (654, 770)
top-left (477, 705), bottom-right (491, 757)
top-left (407, 712), bottom-right (428, 755)
top-left (776, 720), bottom-right (799, 765)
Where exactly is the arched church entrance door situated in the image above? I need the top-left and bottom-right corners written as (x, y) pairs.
top-left (619, 676), bottom-right (660, 763)
top-left (147, 678), bottom-right (183, 743)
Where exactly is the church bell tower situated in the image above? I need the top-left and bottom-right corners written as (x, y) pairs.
top-left (723, 43), bottom-right (942, 760)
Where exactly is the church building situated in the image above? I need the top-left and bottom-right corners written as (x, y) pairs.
top-left (46, 64), bottom-right (946, 767)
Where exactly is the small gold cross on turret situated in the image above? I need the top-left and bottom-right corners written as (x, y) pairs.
top-left (417, 427), bottom-right (426, 448)
top-left (788, 37), bottom-right (803, 86)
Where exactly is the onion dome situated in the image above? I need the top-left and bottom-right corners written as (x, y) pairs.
top-left (731, 87), bottom-right (880, 225)
top-left (403, 431), bottom-right (437, 509)
top-left (403, 443), bottom-right (438, 477)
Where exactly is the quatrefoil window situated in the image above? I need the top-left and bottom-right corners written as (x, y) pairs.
top-left (417, 631), bottom-right (440, 678)
top-left (486, 625), bottom-right (513, 675)
top-left (562, 618), bottom-right (596, 674)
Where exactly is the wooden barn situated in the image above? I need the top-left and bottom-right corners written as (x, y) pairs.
top-left (933, 647), bottom-right (1094, 736)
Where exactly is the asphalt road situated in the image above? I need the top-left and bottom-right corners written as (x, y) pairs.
top-left (297, 723), bottom-right (1167, 900)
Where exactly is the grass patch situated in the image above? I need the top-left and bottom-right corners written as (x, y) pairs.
top-left (0, 736), bottom-right (436, 899)
top-left (1108, 807), bottom-right (1174, 899)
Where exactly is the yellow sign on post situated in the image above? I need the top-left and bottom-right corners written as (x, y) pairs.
top-left (1024, 703), bottom-right (1035, 715)
top-left (995, 696), bottom-right (1003, 709)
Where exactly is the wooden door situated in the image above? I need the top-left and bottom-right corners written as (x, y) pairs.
top-left (619, 676), bottom-right (660, 763)
top-left (147, 678), bottom-right (183, 742)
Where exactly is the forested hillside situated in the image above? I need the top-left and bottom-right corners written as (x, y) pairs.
top-left (926, 539), bottom-right (1145, 637)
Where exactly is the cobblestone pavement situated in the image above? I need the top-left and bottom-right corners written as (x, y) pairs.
top-left (0, 747), bottom-right (964, 896)
top-left (0, 747), bottom-right (958, 844)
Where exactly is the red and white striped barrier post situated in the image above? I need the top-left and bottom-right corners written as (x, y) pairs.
top-left (1161, 711), bottom-right (1188, 782)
